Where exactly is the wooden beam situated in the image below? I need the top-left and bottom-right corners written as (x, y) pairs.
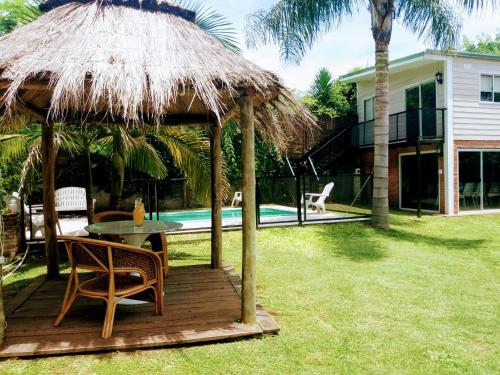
top-left (41, 122), bottom-right (60, 280)
top-left (210, 122), bottom-right (223, 269)
top-left (13, 100), bottom-right (47, 124)
top-left (239, 89), bottom-right (256, 324)
top-left (0, 80), bottom-right (51, 91)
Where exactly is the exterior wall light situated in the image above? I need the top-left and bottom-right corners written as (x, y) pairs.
top-left (435, 71), bottom-right (443, 84)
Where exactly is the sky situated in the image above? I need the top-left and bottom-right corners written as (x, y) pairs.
top-left (202, 0), bottom-right (500, 92)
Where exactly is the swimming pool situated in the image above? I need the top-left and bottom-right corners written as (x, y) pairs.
top-left (149, 207), bottom-right (296, 222)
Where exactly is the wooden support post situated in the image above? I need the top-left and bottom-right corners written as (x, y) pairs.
top-left (42, 122), bottom-right (60, 279)
top-left (239, 89), bottom-right (256, 324)
top-left (210, 122), bottom-right (223, 269)
top-left (0, 263), bottom-right (4, 345)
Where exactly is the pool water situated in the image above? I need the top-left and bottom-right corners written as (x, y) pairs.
top-left (149, 207), bottom-right (295, 222)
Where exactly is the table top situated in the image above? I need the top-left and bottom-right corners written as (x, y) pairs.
top-left (85, 220), bottom-right (183, 235)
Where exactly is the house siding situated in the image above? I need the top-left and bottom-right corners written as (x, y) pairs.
top-left (357, 63), bottom-right (445, 121)
top-left (452, 57), bottom-right (500, 140)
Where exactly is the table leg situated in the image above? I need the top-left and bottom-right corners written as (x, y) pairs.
top-left (120, 233), bottom-right (150, 248)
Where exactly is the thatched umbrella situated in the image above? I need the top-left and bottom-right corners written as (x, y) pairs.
top-left (0, 0), bottom-right (314, 336)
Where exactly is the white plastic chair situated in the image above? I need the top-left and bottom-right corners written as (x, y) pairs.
top-left (231, 191), bottom-right (242, 207)
top-left (3, 192), bottom-right (60, 237)
top-left (304, 182), bottom-right (334, 213)
top-left (55, 187), bottom-right (95, 212)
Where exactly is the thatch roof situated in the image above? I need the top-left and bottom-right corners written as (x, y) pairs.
top-left (0, 0), bottom-right (314, 147)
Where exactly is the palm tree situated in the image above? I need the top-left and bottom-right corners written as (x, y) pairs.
top-left (246, 0), bottom-right (494, 229)
top-left (91, 125), bottom-right (223, 210)
top-left (0, 124), bottom-right (81, 192)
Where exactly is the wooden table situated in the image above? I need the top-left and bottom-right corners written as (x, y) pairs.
top-left (84, 220), bottom-right (183, 247)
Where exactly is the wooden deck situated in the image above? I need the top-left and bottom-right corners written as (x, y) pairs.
top-left (0, 264), bottom-right (279, 358)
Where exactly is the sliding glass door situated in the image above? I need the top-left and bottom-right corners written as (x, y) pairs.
top-left (400, 152), bottom-right (439, 211)
top-left (459, 150), bottom-right (500, 211)
top-left (405, 81), bottom-right (437, 140)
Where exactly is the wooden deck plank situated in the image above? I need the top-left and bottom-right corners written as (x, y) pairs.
top-left (0, 264), bottom-right (279, 358)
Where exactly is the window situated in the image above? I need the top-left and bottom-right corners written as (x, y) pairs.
top-left (480, 74), bottom-right (500, 102)
top-left (363, 97), bottom-right (374, 121)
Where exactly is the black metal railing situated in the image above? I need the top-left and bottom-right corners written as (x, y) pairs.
top-left (353, 108), bottom-right (446, 147)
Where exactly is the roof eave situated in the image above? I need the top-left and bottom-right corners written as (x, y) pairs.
top-left (340, 49), bottom-right (500, 82)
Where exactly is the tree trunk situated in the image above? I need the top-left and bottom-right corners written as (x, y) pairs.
top-left (109, 130), bottom-right (125, 210)
top-left (210, 122), bottom-right (223, 269)
top-left (371, 0), bottom-right (393, 229)
top-left (42, 122), bottom-right (60, 279)
top-left (240, 89), bottom-right (257, 324)
top-left (85, 144), bottom-right (95, 224)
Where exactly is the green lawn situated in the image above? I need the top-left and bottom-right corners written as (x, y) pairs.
top-left (2, 212), bottom-right (499, 374)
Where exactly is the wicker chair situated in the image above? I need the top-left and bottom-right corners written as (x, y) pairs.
top-left (54, 236), bottom-right (163, 338)
top-left (93, 211), bottom-right (168, 276)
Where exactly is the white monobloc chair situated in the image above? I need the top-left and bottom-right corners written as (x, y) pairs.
top-left (303, 182), bottom-right (334, 213)
top-left (3, 192), bottom-right (56, 237)
top-left (231, 191), bottom-right (242, 207)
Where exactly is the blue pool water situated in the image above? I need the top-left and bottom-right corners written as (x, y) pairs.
top-left (149, 207), bottom-right (295, 222)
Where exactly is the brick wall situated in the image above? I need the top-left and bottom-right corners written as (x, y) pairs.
top-left (453, 140), bottom-right (500, 214)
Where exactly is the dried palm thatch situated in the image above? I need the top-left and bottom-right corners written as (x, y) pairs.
top-left (0, 0), bottom-right (315, 148)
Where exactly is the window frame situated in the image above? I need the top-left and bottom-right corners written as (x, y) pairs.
top-left (363, 96), bottom-right (375, 122)
top-left (479, 73), bottom-right (500, 103)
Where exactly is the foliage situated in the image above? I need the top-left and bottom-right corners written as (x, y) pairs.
top-left (222, 120), bottom-right (284, 179)
top-left (0, 0), bottom-right (41, 36)
top-left (301, 67), bottom-right (356, 120)
top-left (2, 212), bottom-right (500, 373)
top-left (245, 1), bottom-right (472, 64)
top-left (463, 32), bottom-right (500, 54)
top-left (178, 0), bottom-right (240, 53)
top-left (0, 124), bottom-right (82, 193)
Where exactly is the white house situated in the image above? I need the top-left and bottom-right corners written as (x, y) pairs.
top-left (341, 49), bottom-right (500, 215)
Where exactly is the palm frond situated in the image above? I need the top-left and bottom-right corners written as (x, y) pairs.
top-left (396, 0), bottom-right (463, 49)
top-left (0, 0), bottom-right (42, 35)
top-left (0, 134), bottom-right (28, 160)
top-left (458, 0), bottom-right (499, 13)
top-left (246, 0), bottom-right (358, 64)
top-left (178, 0), bottom-right (240, 53)
top-left (119, 127), bottom-right (167, 180)
top-left (152, 127), bottom-right (229, 204)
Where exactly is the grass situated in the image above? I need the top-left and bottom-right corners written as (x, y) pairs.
top-left (1, 212), bottom-right (499, 374)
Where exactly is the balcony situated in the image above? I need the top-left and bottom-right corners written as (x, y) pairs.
top-left (352, 108), bottom-right (446, 147)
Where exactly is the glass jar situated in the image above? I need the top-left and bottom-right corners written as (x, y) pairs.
top-left (133, 198), bottom-right (145, 227)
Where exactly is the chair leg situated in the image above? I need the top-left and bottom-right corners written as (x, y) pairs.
top-left (53, 270), bottom-right (78, 327)
top-left (102, 299), bottom-right (118, 339)
top-left (155, 284), bottom-right (163, 316)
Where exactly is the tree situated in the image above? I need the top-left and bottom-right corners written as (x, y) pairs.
top-left (246, 0), bottom-right (494, 229)
top-left (463, 32), bottom-right (500, 54)
top-left (92, 125), bottom-right (221, 209)
top-left (302, 67), bottom-right (356, 120)
top-left (222, 120), bottom-right (284, 179)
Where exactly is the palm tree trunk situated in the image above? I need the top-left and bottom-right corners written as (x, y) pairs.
top-left (42, 122), bottom-right (60, 278)
top-left (109, 130), bottom-right (125, 210)
top-left (371, 0), bottom-right (393, 229)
